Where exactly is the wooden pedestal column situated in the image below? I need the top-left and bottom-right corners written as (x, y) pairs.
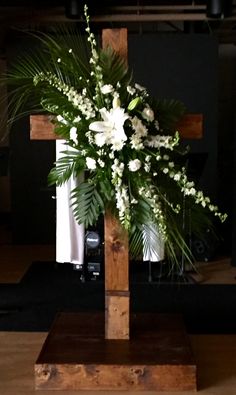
top-left (102, 29), bottom-right (130, 341)
top-left (104, 211), bottom-right (129, 339)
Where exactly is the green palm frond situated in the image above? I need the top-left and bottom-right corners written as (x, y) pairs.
top-left (151, 98), bottom-right (186, 134)
top-left (4, 27), bottom-right (92, 128)
top-left (129, 226), bottom-right (143, 259)
top-left (32, 28), bottom-right (91, 90)
top-left (71, 182), bottom-right (105, 228)
top-left (99, 179), bottom-right (114, 201)
top-left (129, 198), bottom-right (152, 258)
top-left (100, 47), bottom-right (132, 98)
top-left (48, 149), bottom-right (84, 186)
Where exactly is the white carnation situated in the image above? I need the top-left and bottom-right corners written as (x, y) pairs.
top-left (94, 133), bottom-right (106, 147)
top-left (100, 84), bottom-right (114, 94)
top-left (86, 157), bottom-right (96, 170)
top-left (128, 159), bottom-right (141, 172)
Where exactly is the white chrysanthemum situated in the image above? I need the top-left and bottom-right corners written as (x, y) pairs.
top-left (131, 116), bottom-right (148, 136)
top-left (128, 159), bottom-right (141, 172)
top-left (94, 132), bottom-right (106, 147)
top-left (100, 84), bottom-right (114, 94)
top-left (86, 157), bottom-right (96, 170)
top-left (112, 140), bottom-right (125, 151)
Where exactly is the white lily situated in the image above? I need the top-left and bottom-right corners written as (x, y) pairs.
top-left (89, 107), bottom-right (129, 150)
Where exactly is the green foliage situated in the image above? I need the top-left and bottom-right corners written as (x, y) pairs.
top-left (48, 149), bottom-right (85, 186)
top-left (151, 98), bottom-right (186, 134)
top-left (71, 181), bottom-right (105, 228)
top-left (99, 47), bottom-right (132, 97)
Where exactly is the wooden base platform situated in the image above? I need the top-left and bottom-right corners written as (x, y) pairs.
top-left (35, 312), bottom-right (197, 391)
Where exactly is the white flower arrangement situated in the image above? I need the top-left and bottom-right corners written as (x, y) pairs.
top-left (5, 4), bottom-right (227, 265)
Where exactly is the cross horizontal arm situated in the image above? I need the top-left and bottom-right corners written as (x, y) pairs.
top-left (30, 113), bottom-right (203, 140)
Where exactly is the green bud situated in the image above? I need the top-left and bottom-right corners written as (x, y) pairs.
top-left (128, 97), bottom-right (141, 111)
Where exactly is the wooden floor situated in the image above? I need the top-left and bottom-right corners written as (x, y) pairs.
top-left (0, 244), bottom-right (56, 283)
top-left (0, 242), bottom-right (236, 393)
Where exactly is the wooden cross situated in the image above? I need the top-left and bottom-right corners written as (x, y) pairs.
top-left (30, 28), bottom-right (203, 342)
top-left (33, 28), bottom-right (198, 392)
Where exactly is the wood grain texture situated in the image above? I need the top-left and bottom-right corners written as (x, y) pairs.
top-left (35, 363), bottom-right (195, 391)
top-left (2, 331), bottom-right (236, 394)
top-left (102, 28), bottom-right (128, 63)
top-left (105, 293), bottom-right (130, 339)
top-left (30, 114), bottom-right (203, 140)
top-left (104, 211), bottom-right (129, 292)
top-left (104, 210), bottom-right (129, 339)
top-left (176, 113), bottom-right (203, 139)
top-left (102, 31), bottom-right (129, 341)
top-left (30, 115), bottom-right (61, 140)
top-left (35, 312), bottom-right (197, 391)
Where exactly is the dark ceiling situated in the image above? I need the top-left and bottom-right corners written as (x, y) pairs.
top-left (0, 1), bottom-right (236, 44)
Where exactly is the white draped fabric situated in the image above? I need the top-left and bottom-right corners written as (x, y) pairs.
top-left (142, 224), bottom-right (165, 262)
top-left (56, 140), bottom-right (85, 265)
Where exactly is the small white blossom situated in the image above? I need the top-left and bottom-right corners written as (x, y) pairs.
top-left (86, 157), bottom-right (96, 170)
top-left (100, 84), bottom-right (113, 94)
top-left (127, 85), bottom-right (136, 95)
top-left (98, 159), bottom-right (105, 167)
top-left (142, 107), bottom-right (155, 122)
top-left (70, 126), bottom-right (78, 145)
top-left (57, 115), bottom-right (68, 125)
top-left (174, 173), bottom-right (181, 181)
top-left (155, 120), bottom-right (160, 130)
top-left (144, 163), bottom-right (151, 172)
top-left (128, 159), bottom-right (141, 172)
top-left (135, 83), bottom-right (146, 91)
top-left (74, 115), bottom-right (81, 123)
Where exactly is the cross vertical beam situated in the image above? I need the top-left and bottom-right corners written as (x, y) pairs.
top-left (102, 28), bottom-right (130, 340)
